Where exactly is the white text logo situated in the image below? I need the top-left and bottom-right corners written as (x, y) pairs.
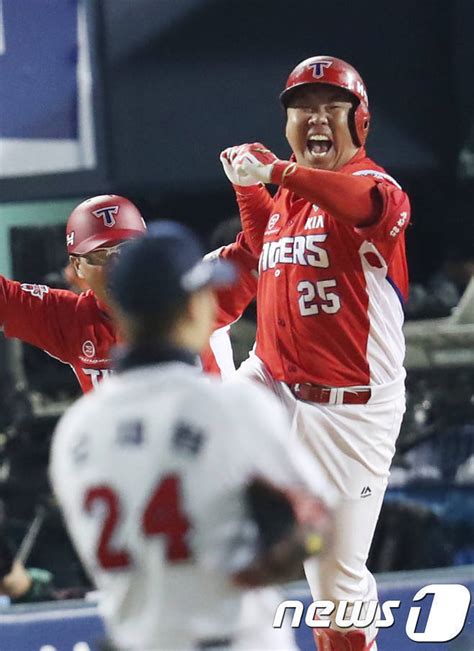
top-left (92, 205), bottom-right (119, 228)
top-left (274, 584), bottom-right (471, 642)
top-left (260, 235), bottom-right (329, 272)
top-left (21, 284), bottom-right (49, 300)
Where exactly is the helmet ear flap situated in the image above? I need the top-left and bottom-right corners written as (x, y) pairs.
top-left (352, 102), bottom-right (370, 147)
top-left (348, 104), bottom-right (360, 147)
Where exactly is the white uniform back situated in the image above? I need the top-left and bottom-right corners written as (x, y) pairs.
top-left (50, 361), bottom-right (327, 651)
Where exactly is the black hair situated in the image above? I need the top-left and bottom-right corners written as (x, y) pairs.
top-left (124, 298), bottom-right (190, 346)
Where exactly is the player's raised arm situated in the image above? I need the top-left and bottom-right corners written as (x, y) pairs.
top-left (220, 145), bottom-right (274, 256)
top-left (234, 144), bottom-right (412, 264)
top-left (235, 145), bottom-right (383, 227)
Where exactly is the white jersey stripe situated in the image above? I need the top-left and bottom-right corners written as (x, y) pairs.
top-left (208, 325), bottom-right (235, 379)
top-left (358, 241), bottom-right (405, 385)
top-left (352, 169), bottom-right (402, 189)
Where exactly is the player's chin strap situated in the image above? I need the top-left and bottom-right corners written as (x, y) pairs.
top-left (314, 629), bottom-right (377, 651)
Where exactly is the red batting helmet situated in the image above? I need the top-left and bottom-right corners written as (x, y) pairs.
top-left (280, 56), bottom-right (370, 147)
top-left (66, 195), bottom-right (147, 256)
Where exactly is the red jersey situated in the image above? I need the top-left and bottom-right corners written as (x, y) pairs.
top-left (0, 279), bottom-right (117, 392)
top-left (213, 231), bottom-right (258, 329)
top-left (200, 232), bottom-right (258, 376)
top-left (231, 149), bottom-right (410, 387)
top-left (0, 266), bottom-right (254, 391)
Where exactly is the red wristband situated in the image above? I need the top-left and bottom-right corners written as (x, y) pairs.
top-left (271, 160), bottom-right (297, 185)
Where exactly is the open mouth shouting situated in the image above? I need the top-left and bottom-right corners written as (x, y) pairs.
top-left (307, 134), bottom-right (333, 161)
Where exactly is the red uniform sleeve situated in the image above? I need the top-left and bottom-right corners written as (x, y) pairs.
top-left (0, 277), bottom-right (80, 363)
top-left (213, 231), bottom-right (258, 329)
top-left (233, 184), bottom-right (274, 256)
top-left (354, 181), bottom-right (411, 261)
top-left (271, 161), bottom-right (382, 227)
top-left (200, 344), bottom-right (221, 376)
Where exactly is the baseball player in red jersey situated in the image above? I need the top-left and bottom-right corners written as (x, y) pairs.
top-left (219, 56), bottom-right (410, 651)
top-left (0, 193), bottom-right (252, 391)
top-left (0, 195), bottom-right (147, 393)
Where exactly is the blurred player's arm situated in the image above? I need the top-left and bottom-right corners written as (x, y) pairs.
top-left (0, 561), bottom-right (32, 600)
top-left (0, 532), bottom-right (54, 603)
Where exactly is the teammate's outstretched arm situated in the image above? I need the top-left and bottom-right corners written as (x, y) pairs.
top-left (0, 275), bottom-right (78, 363)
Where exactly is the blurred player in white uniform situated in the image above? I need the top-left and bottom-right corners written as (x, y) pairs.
top-left (50, 222), bottom-right (332, 651)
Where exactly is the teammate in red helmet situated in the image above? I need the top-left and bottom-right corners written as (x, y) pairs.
top-left (217, 55), bottom-right (410, 651)
top-left (0, 195), bottom-right (146, 392)
top-left (66, 195), bottom-right (146, 257)
top-left (66, 195), bottom-right (146, 305)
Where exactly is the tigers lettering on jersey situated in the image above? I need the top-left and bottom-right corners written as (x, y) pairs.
top-left (83, 368), bottom-right (112, 389)
top-left (259, 235), bottom-right (329, 272)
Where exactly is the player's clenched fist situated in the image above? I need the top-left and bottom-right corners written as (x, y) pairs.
top-left (220, 144), bottom-right (261, 187)
top-left (234, 142), bottom-right (295, 185)
top-left (233, 143), bottom-right (279, 184)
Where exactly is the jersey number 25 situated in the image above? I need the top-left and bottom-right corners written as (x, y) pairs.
top-left (83, 474), bottom-right (190, 570)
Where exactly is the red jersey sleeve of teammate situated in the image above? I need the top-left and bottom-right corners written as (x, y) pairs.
top-left (0, 277), bottom-right (79, 363)
top-left (200, 344), bottom-right (221, 376)
top-left (211, 231), bottom-right (258, 329)
top-left (354, 179), bottom-right (411, 262)
top-left (233, 184), bottom-right (274, 256)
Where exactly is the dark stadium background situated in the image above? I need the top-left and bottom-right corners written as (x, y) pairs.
top-left (0, 1), bottom-right (473, 649)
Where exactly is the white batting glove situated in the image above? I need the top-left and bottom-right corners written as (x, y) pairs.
top-left (234, 143), bottom-right (280, 184)
top-left (220, 145), bottom-right (261, 187)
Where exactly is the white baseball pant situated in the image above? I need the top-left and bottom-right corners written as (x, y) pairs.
top-left (234, 352), bottom-right (406, 645)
